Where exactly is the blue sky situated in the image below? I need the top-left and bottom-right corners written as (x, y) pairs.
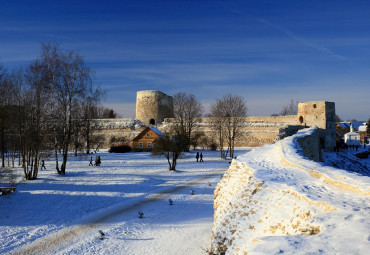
top-left (1, 0), bottom-right (369, 120)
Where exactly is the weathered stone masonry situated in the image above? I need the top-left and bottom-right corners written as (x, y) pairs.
top-left (135, 90), bottom-right (174, 126)
top-left (91, 91), bottom-right (336, 152)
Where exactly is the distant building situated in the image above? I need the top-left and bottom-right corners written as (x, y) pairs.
top-left (132, 126), bottom-right (164, 151)
top-left (351, 121), bottom-right (364, 131)
top-left (358, 122), bottom-right (368, 144)
top-left (344, 124), bottom-right (361, 146)
top-left (336, 122), bottom-right (350, 135)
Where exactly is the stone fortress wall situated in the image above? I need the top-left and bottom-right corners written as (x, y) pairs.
top-left (162, 115), bottom-right (298, 147)
top-left (91, 90), bottom-right (336, 153)
top-left (90, 115), bottom-right (300, 149)
top-left (90, 118), bottom-right (144, 147)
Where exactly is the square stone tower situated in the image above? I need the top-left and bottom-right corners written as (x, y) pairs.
top-left (297, 101), bottom-right (336, 151)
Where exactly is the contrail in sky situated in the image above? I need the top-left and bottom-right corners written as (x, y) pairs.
top-left (221, 4), bottom-right (346, 60)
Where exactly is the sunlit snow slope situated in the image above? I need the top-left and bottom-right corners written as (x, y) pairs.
top-left (211, 127), bottom-right (370, 255)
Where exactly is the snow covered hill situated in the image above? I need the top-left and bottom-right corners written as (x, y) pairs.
top-left (210, 128), bottom-right (370, 254)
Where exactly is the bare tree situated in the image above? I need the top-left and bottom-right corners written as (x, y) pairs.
top-left (97, 106), bottom-right (118, 118)
top-left (151, 132), bottom-right (188, 171)
top-left (173, 92), bottom-right (203, 151)
top-left (54, 50), bottom-right (93, 174)
top-left (0, 64), bottom-right (13, 167)
top-left (81, 87), bottom-right (105, 154)
top-left (21, 60), bottom-right (50, 179)
top-left (40, 42), bottom-right (62, 173)
top-left (280, 99), bottom-right (298, 116)
top-left (0, 61), bottom-right (49, 180)
top-left (11, 68), bottom-right (26, 168)
top-left (335, 114), bottom-right (342, 123)
top-left (1, 43), bottom-right (102, 178)
top-left (211, 94), bottom-right (247, 159)
top-left (0, 65), bottom-right (20, 169)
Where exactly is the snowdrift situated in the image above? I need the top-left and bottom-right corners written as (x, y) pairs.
top-left (210, 127), bottom-right (370, 254)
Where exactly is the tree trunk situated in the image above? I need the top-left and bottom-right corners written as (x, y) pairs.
top-left (170, 159), bottom-right (176, 170)
top-left (61, 151), bottom-right (67, 175)
top-left (32, 154), bottom-right (39, 179)
top-left (53, 125), bottom-right (60, 174)
top-left (74, 128), bottom-right (78, 156)
top-left (61, 127), bottom-right (71, 174)
top-left (86, 121), bottom-right (90, 154)
top-left (170, 152), bottom-right (177, 170)
top-left (1, 130), bottom-right (5, 168)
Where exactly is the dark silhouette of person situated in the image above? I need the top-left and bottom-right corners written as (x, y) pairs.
top-left (95, 156), bottom-right (101, 166)
top-left (41, 160), bottom-right (46, 170)
top-left (196, 152), bottom-right (199, 162)
top-left (89, 156), bottom-right (93, 166)
top-left (200, 152), bottom-right (204, 162)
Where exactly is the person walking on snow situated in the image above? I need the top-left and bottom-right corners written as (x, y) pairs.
top-left (200, 152), bottom-right (204, 162)
top-left (95, 156), bottom-right (101, 166)
top-left (89, 156), bottom-right (93, 166)
top-left (196, 152), bottom-right (199, 162)
top-left (41, 159), bottom-right (46, 169)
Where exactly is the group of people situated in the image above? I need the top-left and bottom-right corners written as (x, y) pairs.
top-left (40, 156), bottom-right (103, 169)
top-left (89, 156), bottom-right (101, 166)
top-left (195, 152), bottom-right (204, 162)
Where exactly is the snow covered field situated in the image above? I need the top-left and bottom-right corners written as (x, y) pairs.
top-left (2, 131), bottom-right (369, 255)
top-left (0, 150), bottom-right (244, 255)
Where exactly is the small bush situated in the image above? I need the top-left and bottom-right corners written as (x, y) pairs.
top-left (109, 144), bottom-right (132, 153)
top-left (209, 142), bottom-right (218, 151)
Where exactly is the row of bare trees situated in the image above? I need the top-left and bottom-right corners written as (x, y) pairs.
top-left (153, 92), bottom-right (248, 170)
top-left (0, 43), bottom-right (115, 179)
top-left (210, 94), bottom-right (247, 159)
top-left (173, 92), bottom-right (247, 159)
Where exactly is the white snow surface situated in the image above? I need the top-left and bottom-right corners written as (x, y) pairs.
top-left (2, 127), bottom-right (370, 255)
top-left (0, 150), bottom-right (238, 255)
top-left (211, 127), bottom-right (370, 254)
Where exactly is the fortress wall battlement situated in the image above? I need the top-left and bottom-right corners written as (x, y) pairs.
top-left (91, 116), bottom-right (296, 148)
top-left (90, 98), bottom-right (335, 150)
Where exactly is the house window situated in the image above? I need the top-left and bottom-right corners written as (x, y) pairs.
top-left (139, 142), bottom-right (143, 148)
top-left (146, 133), bottom-right (150, 137)
top-left (147, 142), bottom-right (152, 148)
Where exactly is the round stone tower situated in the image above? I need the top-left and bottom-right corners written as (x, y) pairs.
top-left (135, 90), bottom-right (174, 125)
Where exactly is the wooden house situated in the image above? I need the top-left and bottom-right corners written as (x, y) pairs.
top-left (336, 122), bottom-right (350, 137)
top-left (132, 126), bottom-right (164, 151)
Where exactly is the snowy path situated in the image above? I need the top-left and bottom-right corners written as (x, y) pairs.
top-left (211, 129), bottom-right (370, 254)
top-left (1, 150), bottom-right (241, 255)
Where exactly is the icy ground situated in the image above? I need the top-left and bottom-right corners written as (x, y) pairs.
top-left (0, 150), bottom-right (245, 255)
